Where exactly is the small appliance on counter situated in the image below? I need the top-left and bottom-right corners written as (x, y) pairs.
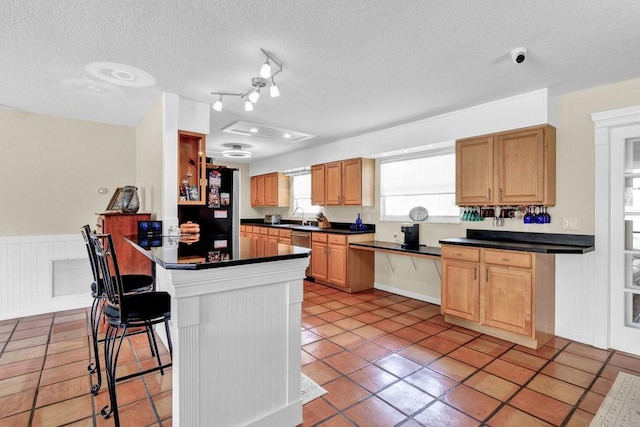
top-left (264, 214), bottom-right (281, 224)
top-left (401, 224), bottom-right (420, 249)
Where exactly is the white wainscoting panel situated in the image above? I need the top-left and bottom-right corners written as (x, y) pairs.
top-left (0, 234), bottom-right (92, 320)
top-left (554, 251), bottom-right (597, 346)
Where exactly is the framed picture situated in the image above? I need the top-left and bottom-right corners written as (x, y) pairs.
top-left (106, 187), bottom-right (124, 211)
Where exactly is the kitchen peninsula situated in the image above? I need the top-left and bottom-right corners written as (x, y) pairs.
top-left (126, 235), bottom-right (310, 427)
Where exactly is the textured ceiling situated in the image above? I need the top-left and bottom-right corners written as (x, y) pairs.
top-left (2, 1), bottom-right (640, 162)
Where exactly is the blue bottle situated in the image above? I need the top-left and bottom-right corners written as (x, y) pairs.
top-left (355, 213), bottom-right (363, 230)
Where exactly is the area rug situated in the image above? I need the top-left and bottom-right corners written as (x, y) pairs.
top-left (301, 373), bottom-right (328, 405)
top-left (590, 372), bottom-right (640, 426)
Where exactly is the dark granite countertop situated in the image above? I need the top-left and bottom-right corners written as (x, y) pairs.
top-left (350, 240), bottom-right (441, 257)
top-left (241, 219), bottom-right (375, 235)
top-left (440, 230), bottom-right (595, 254)
top-left (125, 235), bottom-right (310, 270)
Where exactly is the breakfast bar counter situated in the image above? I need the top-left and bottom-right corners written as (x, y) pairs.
top-left (126, 235), bottom-right (310, 427)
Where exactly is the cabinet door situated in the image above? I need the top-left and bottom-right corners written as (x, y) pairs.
top-left (325, 162), bottom-right (342, 205)
top-left (484, 266), bottom-right (532, 336)
top-left (256, 175), bottom-right (265, 206)
top-left (441, 259), bottom-right (480, 322)
top-left (250, 176), bottom-right (259, 207)
top-left (311, 164), bottom-right (326, 206)
top-left (456, 136), bottom-right (494, 205)
top-left (341, 158), bottom-right (362, 205)
top-left (496, 128), bottom-right (546, 204)
top-left (311, 241), bottom-right (328, 281)
top-left (327, 243), bottom-right (348, 287)
top-left (264, 173), bottom-right (278, 206)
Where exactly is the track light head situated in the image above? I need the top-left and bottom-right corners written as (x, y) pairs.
top-left (244, 100), bottom-right (254, 111)
top-left (270, 78), bottom-right (280, 97)
top-left (212, 96), bottom-right (223, 111)
top-left (248, 89), bottom-right (260, 103)
top-left (260, 58), bottom-right (271, 78)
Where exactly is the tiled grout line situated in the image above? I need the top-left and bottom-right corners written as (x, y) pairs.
top-left (302, 284), bottom-right (619, 426)
top-left (27, 314), bottom-right (53, 427)
top-left (562, 348), bottom-right (616, 425)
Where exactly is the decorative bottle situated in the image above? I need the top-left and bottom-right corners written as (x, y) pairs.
top-left (355, 213), bottom-right (363, 230)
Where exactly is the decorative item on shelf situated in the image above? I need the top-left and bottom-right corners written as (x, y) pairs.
top-left (461, 206), bottom-right (483, 221)
top-left (349, 213), bottom-right (366, 231)
top-left (523, 205), bottom-right (551, 224)
top-left (120, 185), bottom-right (140, 213)
top-left (180, 173), bottom-right (200, 201)
top-left (316, 212), bottom-right (332, 229)
top-left (211, 48), bottom-right (283, 112)
top-left (179, 221), bottom-right (200, 235)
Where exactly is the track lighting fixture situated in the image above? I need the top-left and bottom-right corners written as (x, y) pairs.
top-left (270, 78), bottom-right (280, 98)
top-left (260, 57), bottom-right (271, 79)
top-left (212, 95), bottom-right (223, 112)
top-left (248, 88), bottom-right (260, 103)
top-left (211, 48), bottom-right (283, 112)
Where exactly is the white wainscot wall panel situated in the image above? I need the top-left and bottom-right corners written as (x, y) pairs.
top-left (0, 234), bottom-right (92, 320)
top-left (554, 252), bottom-right (597, 346)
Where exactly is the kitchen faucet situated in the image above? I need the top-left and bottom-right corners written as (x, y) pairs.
top-left (293, 207), bottom-right (306, 225)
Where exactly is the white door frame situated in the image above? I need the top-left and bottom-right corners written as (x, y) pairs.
top-left (593, 105), bottom-right (640, 354)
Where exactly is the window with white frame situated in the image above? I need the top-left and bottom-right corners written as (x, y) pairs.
top-left (380, 148), bottom-right (459, 223)
top-left (292, 173), bottom-right (320, 218)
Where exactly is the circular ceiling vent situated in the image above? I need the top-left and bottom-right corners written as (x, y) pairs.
top-left (84, 62), bottom-right (156, 87)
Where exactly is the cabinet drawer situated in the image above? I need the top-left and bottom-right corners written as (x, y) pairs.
top-left (269, 228), bottom-right (280, 236)
top-left (261, 227), bottom-right (269, 235)
top-left (312, 233), bottom-right (328, 243)
top-left (328, 234), bottom-right (347, 245)
top-left (484, 249), bottom-right (532, 269)
top-left (441, 245), bottom-right (480, 262)
top-left (279, 229), bottom-right (292, 239)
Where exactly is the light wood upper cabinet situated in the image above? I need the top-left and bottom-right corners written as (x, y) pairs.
top-left (325, 162), bottom-right (343, 205)
top-left (496, 126), bottom-right (556, 205)
top-left (311, 164), bottom-right (326, 205)
top-left (251, 172), bottom-right (289, 207)
top-left (456, 124), bottom-right (556, 206)
top-left (456, 135), bottom-right (495, 205)
top-left (311, 158), bottom-right (374, 206)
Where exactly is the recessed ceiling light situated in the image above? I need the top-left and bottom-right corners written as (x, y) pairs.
top-left (221, 121), bottom-right (315, 143)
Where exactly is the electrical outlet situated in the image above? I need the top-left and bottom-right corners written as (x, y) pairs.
top-left (562, 217), bottom-right (578, 230)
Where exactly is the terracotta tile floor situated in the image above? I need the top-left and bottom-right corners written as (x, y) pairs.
top-left (1, 280), bottom-right (640, 426)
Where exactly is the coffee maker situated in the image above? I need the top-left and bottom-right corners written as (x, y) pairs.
top-left (401, 224), bottom-right (419, 249)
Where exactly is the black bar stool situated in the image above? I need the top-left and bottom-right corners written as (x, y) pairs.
top-left (81, 225), bottom-right (155, 395)
top-left (90, 231), bottom-right (173, 426)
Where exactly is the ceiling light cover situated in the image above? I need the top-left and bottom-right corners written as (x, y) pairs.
top-left (270, 79), bottom-right (280, 97)
top-left (260, 58), bottom-right (271, 79)
top-left (248, 90), bottom-right (260, 103)
top-left (213, 97), bottom-right (223, 111)
top-left (222, 145), bottom-right (252, 158)
top-left (84, 62), bottom-right (156, 87)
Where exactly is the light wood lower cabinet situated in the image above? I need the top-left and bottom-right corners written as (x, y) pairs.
top-left (96, 213), bottom-right (152, 275)
top-left (311, 232), bottom-right (374, 292)
top-left (441, 244), bottom-right (554, 349)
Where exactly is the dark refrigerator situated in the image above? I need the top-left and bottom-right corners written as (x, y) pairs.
top-left (177, 167), bottom-right (240, 261)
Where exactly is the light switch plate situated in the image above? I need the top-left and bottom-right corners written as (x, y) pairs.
top-left (562, 217), bottom-right (578, 230)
